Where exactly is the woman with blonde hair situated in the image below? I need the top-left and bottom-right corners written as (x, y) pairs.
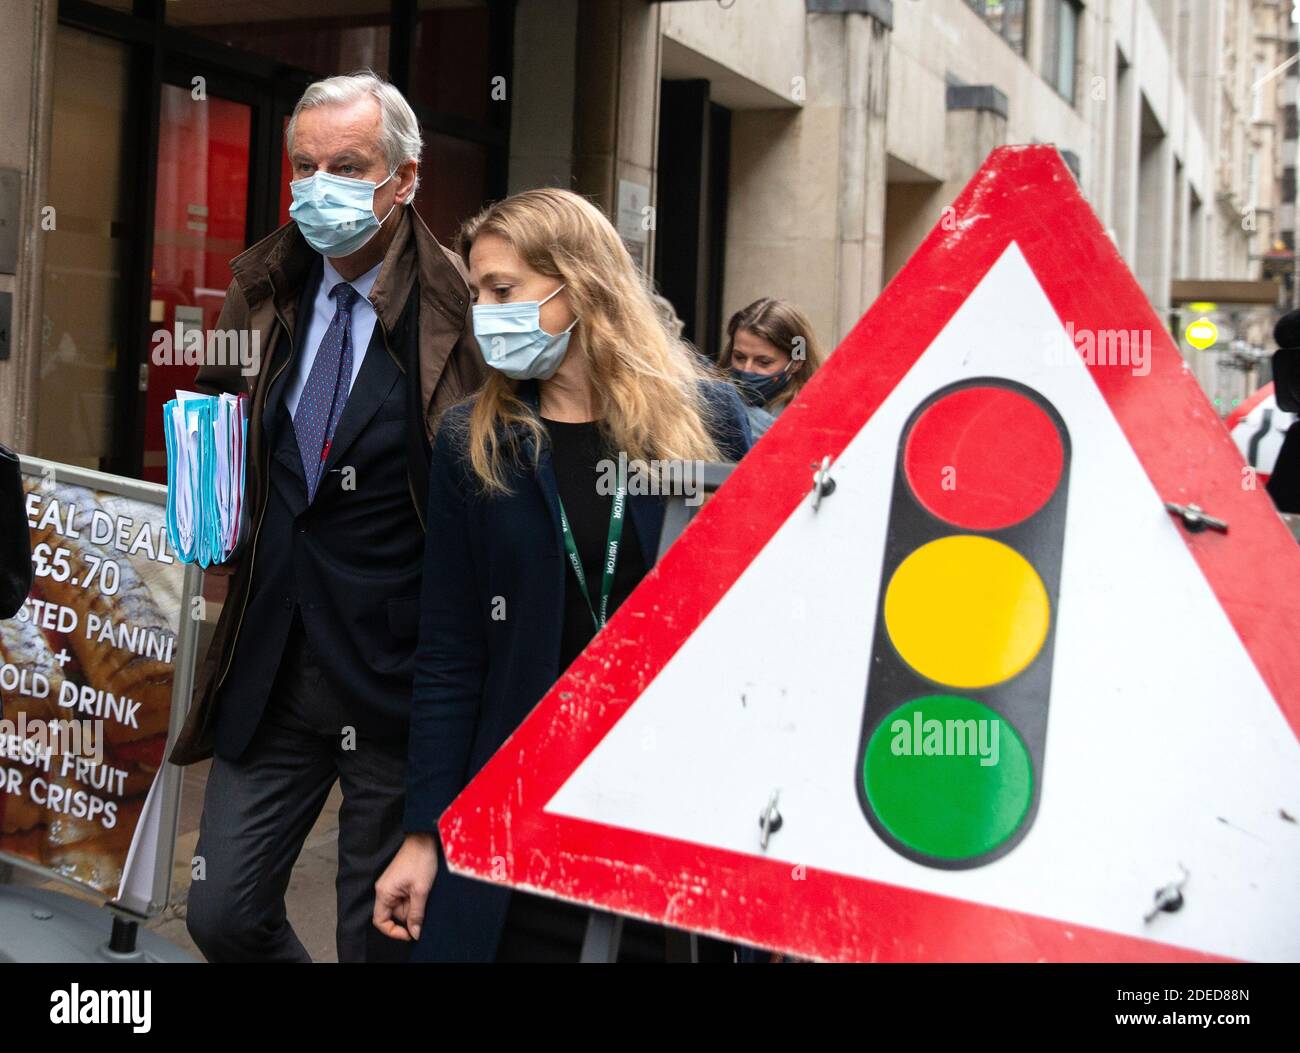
top-left (721, 297), bottom-right (826, 439)
top-left (373, 188), bottom-right (751, 961)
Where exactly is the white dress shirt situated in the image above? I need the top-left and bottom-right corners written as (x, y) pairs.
top-left (284, 256), bottom-right (383, 419)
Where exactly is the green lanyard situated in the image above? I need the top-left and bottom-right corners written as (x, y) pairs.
top-left (556, 469), bottom-right (627, 631)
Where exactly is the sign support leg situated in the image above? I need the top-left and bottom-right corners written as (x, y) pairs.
top-left (579, 910), bottom-right (623, 962)
top-left (109, 916), bottom-right (139, 955)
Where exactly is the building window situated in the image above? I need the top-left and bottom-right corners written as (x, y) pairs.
top-left (965, 1), bottom-right (1027, 55)
top-left (1041, 0), bottom-right (1081, 105)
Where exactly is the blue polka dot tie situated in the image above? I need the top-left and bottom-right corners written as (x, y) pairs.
top-left (293, 281), bottom-right (359, 502)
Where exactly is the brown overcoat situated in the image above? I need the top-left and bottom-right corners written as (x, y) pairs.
top-left (167, 207), bottom-right (484, 765)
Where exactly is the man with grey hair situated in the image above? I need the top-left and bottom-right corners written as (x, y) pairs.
top-left (169, 70), bottom-right (485, 962)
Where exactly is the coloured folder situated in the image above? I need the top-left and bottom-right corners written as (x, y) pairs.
top-left (163, 390), bottom-right (248, 567)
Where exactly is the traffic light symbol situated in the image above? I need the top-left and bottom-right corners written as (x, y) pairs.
top-left (857, 379), bottom-right (1071, 869)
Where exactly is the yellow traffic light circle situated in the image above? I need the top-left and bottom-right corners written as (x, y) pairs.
top-left (1184, 317), bottom-right (1218, 350)
top-left (883, 535), bottom-right (1050, 688)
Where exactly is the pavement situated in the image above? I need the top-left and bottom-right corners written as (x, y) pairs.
top-left (9, 759), bottom-right (346, 962)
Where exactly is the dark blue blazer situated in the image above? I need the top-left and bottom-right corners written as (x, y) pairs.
top-left (405, 378), bottom-right (752, 962)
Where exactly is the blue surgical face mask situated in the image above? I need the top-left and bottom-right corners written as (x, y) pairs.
top-left (289, 169), bottom-right (397, 258)
top-left (472, 284), bottom-right (578, 380)
top-left (730, 364), bottom-right (793, 407)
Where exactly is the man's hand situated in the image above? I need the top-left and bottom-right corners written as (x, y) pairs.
top-left (204, 558), bottom-right (241, 579)
top-left (373, 832), bottom-right (439, 942)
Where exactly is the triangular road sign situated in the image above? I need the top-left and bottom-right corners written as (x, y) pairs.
top-left (440, 145), bottom-right (1300, 962)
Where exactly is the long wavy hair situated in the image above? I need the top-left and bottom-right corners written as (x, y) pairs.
top-left (456, 188), bottom-right (722, 493)
top-left (720, 298), bottom-right (825, 412)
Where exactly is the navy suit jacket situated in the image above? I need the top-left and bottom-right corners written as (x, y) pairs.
top-left (405, 378), bottom-right (752, 961)
top-left (213, 260), bottom-right (428, 758)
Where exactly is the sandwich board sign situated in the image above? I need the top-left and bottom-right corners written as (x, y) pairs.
top-left (1, 457), bottom-right (203, 921)
top-left (439, 145), bottom-right (1300, 962)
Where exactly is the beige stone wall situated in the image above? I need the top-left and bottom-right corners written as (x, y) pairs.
top-left (721, 10), bottom-right (890, 355)
top-left (887, 0), bottom-right (1094, 188)
top-left (659, 0), bottom-right (806, 108)
top-left (710, 0), bottom-right (1245, 351)
top-left (727, 107), bottom-right (835, 347)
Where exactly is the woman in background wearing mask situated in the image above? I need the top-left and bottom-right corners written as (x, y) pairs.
top-left (721, 298), bottom-right (825, 440)
top-left (372, 188), bottom-right (752, 962)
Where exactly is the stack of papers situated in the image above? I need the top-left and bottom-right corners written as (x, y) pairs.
top-left (163, 390), bottom-right (248, 567)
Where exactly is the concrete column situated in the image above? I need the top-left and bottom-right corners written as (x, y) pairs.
top-left (1136, 97), bottom-right (1174, 314)
top-left (940, 86), bottom-right (1009, 203)
top-left (1111, 52), bottom-right (1141, 266)
top-left (0, 0), bottom-right (55, 453)
top-left (833, 9), bottom-right (890, 344)
top-left (507, 0), bottom-right (577, 193)
top-left (572, 0), bottom-right (660, 226)
top-left (1172, 159), bottom-right (1188, 279)
top-left (722, 4), bottom-right (891, 353)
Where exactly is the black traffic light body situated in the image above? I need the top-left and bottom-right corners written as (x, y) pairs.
top-left (855, 377), bottom-right (1072, 870)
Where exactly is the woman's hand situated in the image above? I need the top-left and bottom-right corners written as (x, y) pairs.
top-left (373, 832), bottom-right (439, 941)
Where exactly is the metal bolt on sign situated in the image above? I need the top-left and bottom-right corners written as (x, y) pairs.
top-left (1164, 501), bottom-right (1228, 534)
top-left (811, 456), bottom-right (836, 511)
top-left (1143, 863), bottom-right (1190, 924)
top-left (758, 791), bottom-right (784, 851)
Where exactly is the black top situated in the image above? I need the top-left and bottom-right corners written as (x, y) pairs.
top-left (542, 417), bottom-right (648, 671)
top-left (502, 418), bottom-right (656, 962)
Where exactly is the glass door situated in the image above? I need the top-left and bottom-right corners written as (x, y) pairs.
top-left (141, 84), bottom-right (254, 484)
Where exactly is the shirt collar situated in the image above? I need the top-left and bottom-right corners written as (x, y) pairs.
top-left (321, 255), bottom-right (383, 304)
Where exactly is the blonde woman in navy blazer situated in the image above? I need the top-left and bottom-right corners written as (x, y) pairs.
top-left (373, 189), bottom-right (751, 961)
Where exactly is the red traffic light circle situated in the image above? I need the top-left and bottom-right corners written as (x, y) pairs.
top-left (903, 385), bottom-right (1064, 531)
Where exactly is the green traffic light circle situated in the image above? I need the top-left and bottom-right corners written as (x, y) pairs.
top-left (864, 694), bottom-right (1034, 860)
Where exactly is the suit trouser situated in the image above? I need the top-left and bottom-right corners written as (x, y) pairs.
top-left (186, 612), bottom-right (411, 963)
